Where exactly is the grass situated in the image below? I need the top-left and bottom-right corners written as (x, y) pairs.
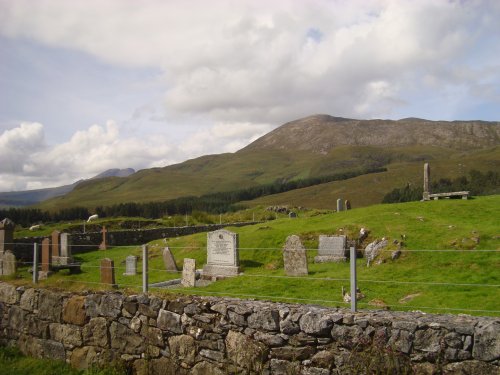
top-left (6, 196), bottom-right (500, 316)
top-left (0, 346), bottom-right (126, 375)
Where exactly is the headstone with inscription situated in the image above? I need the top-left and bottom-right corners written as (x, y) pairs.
top-left (0, 218), bottom-right (15, 253)
top-left (100, 258), bottom-right (116, 286)
top-left (99, 226), bottom-right (108, 250)
top-left (283, 235), bottom-right (308, 276)
top-left (314, 235), bottom-right (347, 263)
top-left (182, 258), bottom-right (196, 287)
top-left (336, 199), bottom-right (343, 212)
top-left (123, 255), bottom-right (137, 276)
top-left (0, 250), bottom-right (16, 276)
top-left (162, 246), bottom-right (178, 272)
top-left (55, 232), bottom-right (74, 266)
top-left (51, 230), bottom-right (61, 258)
top-left (202, 229), bottom-right (240, 278)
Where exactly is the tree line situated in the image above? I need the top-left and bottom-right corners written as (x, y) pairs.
top-left (382, 170), bottom-right (500, 204)
top-left (1, 167), bottom-right (386, 226)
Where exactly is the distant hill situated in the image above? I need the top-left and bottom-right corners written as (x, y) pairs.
top-left (0, 168), bottom-right (135, 207)
top-left (36, 115), bottom-right (500, 211)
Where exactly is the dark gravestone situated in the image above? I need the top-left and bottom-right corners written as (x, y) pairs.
top-left (0, 218), bottom-right (15, 252)
top-left (100, 258), bottom-right (116, 286)
top-left (51, 230), bottom-right (61, 258)
top-left (41, 238), bottom-right (51, 272)
top-left (345, 200), bottom-right (351, 210)
top-left (283, 235), bottom-right (308, 276)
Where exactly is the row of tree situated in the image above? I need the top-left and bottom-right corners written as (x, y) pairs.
top-left (1, 167), bottom-right (386, 226)
top-left (382, 170), bottom-right (500, 203)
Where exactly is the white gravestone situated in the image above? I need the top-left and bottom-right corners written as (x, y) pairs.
top-left (202, 229), bottom-right (240, 278)
top-left (124, 255), bottom-right (138, 276)
top-left (314, 235), bottom-right (347, 263)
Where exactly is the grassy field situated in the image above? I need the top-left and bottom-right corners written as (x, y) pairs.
top-left (7, 196), bottom-right (500, 316)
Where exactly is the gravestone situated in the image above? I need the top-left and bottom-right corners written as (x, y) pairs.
top-left (345, 200), bottom-right (351, 210)
top-left (423, 163), bottom-right (430, 200)
top-left (99, 226), bottom-right (108, 250)
top-left (182, 258), bottom-right (196, 287)
top-left (336, 198), bottom-right (343, 212)
top-left (283, 235), bottom-right (308, 276)
top-left (123, 255), bottom-right (137, 276)
top-left (314, 235), bottom-right (347, 263)
top-left (100, 258), bottom-right (116, 286)
top-left (162, 246), bottom-right (178, 272)
top-left (0, 218), bottom-right (15, 252)
top-left (55, 232), bottom-right (73, 266)
top-left (202, 229), bottom-right (240, 278)
top-left (0, 250), bottom-right (16, 276)
top-left (289, 212), bottom-right (297, 218)
top-left (51, 230), bottom-right (61, 258)
top-left (41, 238), bottom-right (51, 272)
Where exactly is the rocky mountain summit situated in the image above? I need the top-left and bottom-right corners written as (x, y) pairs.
top-left (242, 115), bottom-right (500, 154)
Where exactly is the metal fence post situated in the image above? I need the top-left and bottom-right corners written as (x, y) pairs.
top-left (33, 243), bottom-right (39, 284)
top-left (142, 244), bottom-right (149, 293)
top-left (350, 246), bottom-right (357, 312)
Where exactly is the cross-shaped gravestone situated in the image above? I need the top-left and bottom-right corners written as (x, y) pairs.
top-left (99, 226), bottom-right (108, 250)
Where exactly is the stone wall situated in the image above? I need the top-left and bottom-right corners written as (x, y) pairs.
top-left (12, 222), bottom-right (259, 261)
top-left (0, 282), bottom-right (498, 374)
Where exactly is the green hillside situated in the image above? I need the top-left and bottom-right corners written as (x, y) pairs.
top-left (35, 115), bottom-right (500, 212)
top-left (19, 196), bottom-right (500, 316)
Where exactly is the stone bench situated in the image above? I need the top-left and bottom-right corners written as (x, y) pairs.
top-left (428, 191), bottom-right (469, 200)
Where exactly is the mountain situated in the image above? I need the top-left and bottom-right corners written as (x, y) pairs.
top-left (36, 115), bottom-right (500, 211)
top-left (241, 115), bottom-right (500, 153)
top-left (0, 168), bottom-right (135, 208)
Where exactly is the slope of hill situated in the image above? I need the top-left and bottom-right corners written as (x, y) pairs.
top-left (0, 168), bottom-right (135, 208)
top-left (37, 115), bottom-right (500, 211)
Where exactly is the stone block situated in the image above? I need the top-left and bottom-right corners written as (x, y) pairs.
top-left (63, 296), bottom-right (86, 325)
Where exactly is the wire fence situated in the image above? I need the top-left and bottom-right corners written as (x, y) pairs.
top-left (4, 242), bottom-right (500, 316)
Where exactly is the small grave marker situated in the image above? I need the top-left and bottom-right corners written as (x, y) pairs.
top-left (0, 218), bottom-right (15, 253)
top-left (182, 258), bottom-right (196, 287)
top-left (124, 255), bottom-right (137, 276)
top-left (283, 235), bottom-right (308, 276)
top-left (41, 238), bottom-right (51, 272)
top-left (0, 250), bottom-right (16, 276)
top-left (100, 258), bottom-right (116, 286)
top-left (345, 200), bottom-right (351, 210)
top-left (314, 235), bottom-right (347, 263)
top-left (162, 246), bottom-right (178, 271)
top-left (51, 230), bottom-right (61, 258)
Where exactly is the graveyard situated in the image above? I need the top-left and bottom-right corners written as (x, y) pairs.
top-left (3, 194), bottom-right (499, 316)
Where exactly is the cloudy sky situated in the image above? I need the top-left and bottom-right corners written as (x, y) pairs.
top-left (1, 0), bottom-right (499, 191)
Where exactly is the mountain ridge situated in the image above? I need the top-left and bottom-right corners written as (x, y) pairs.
top-left (0, 168), bottom-right (135, 207)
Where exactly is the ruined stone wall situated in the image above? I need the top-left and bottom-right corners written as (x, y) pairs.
top-left (0, 282), bottom-right (498, 374)
top-left (12, 222), bottom-right (259, 260)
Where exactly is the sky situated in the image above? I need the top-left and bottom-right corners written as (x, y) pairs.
top-left (0, 0), bottom-right (499, 192)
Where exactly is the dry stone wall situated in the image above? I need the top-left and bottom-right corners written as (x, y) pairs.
top-left (0, 282), bottom-right (498, 374)
top-left (13, 222), bottom-right (258, 261)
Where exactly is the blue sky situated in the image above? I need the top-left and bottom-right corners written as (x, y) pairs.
top-left (0, 0), bottom-right (499, 191)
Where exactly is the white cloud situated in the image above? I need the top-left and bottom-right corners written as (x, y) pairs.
top-left (0, 119), bottom-right (272, 191)
top-left (1, 0), bottom-right (499, 125)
